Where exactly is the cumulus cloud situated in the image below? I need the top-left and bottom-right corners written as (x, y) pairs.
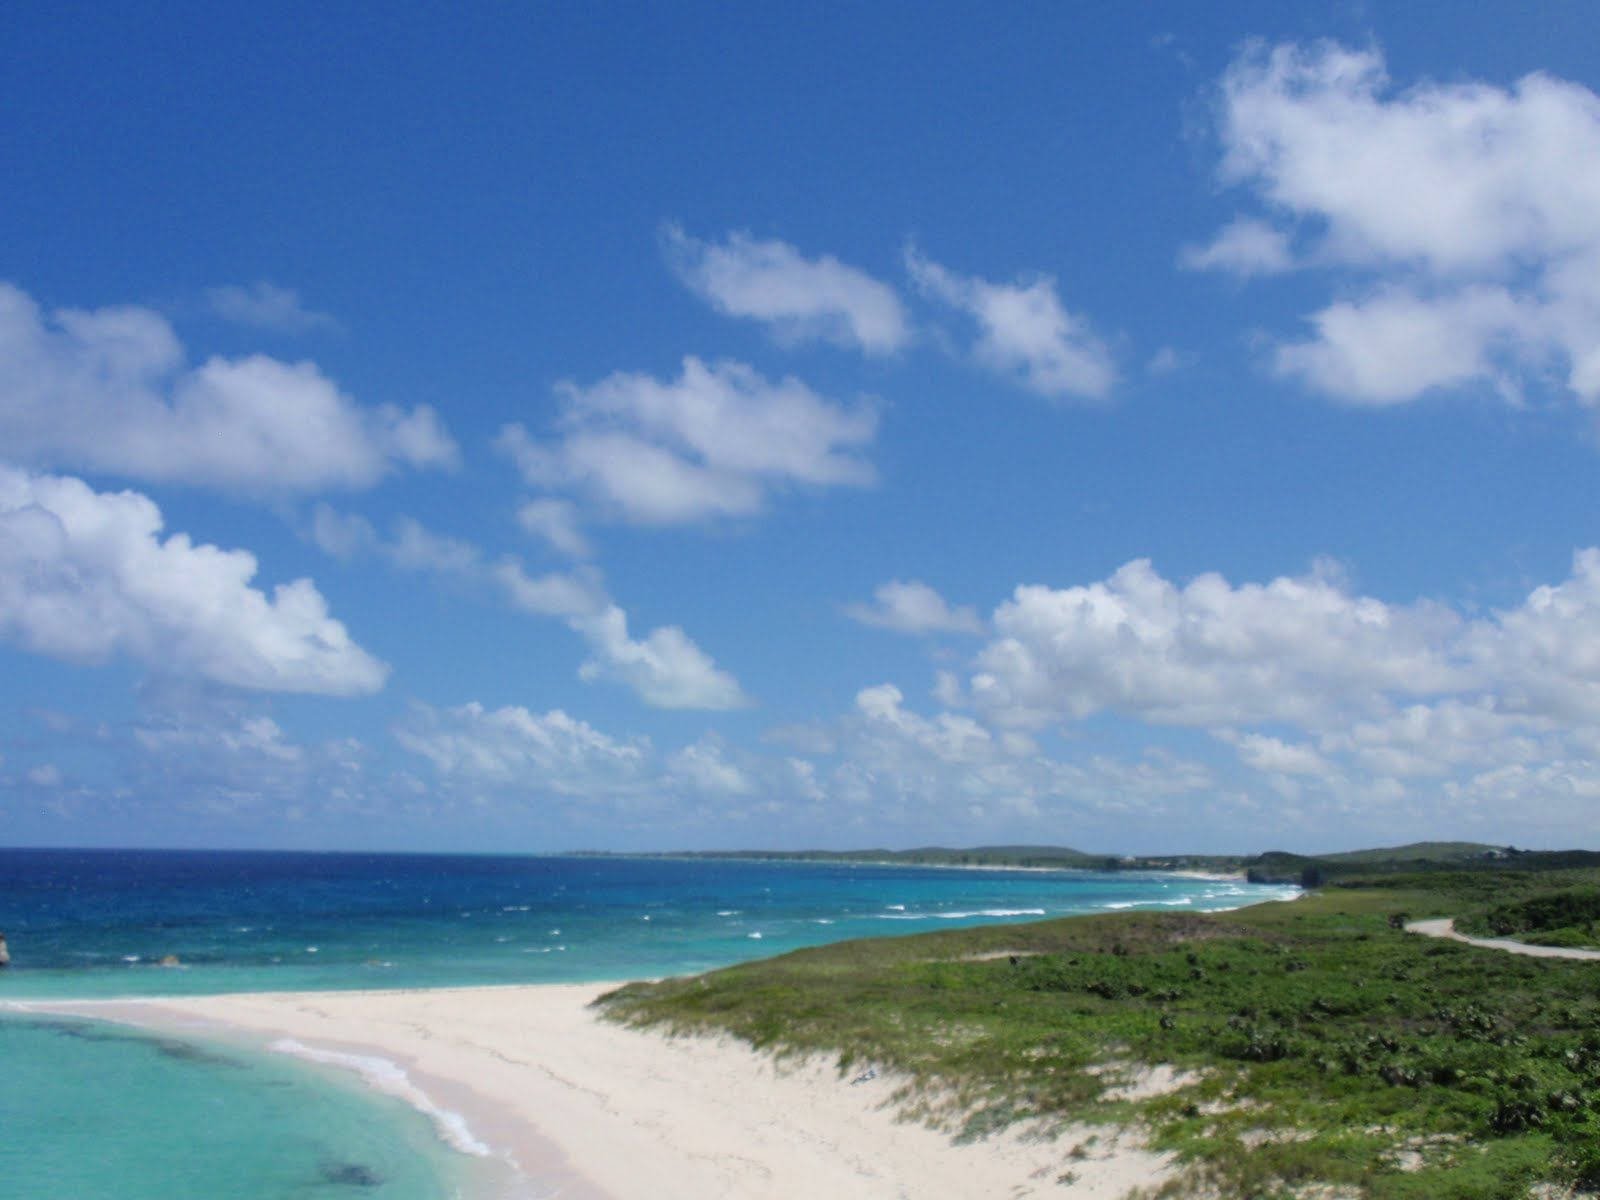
top-left (776, 683), bottom-right (1219, 838)
top-left (498, 356), bottom-right (877, 526)
top-left (1216, 730), bottom-right (1330, 776)
top-left (1460, 547), bottom-right (1600, 721)
top-left (953, 550), bottom-right (1600, 832)
top-left (119, 701), bottom-right (384, 826)
top-left (846, 579), bottom-right (984, 635)
top-left (1318, 700), bottom-right (1544, 779)
top-left (573, 606), bottom-right (749, 710)
top-left (667, 736), bottom-right (754, 796)
top-left (1272, 285), bottom-right (1532, 405)
top-left (0, 282), bottom-right (457, 492)
top-left (664, 226), bottom-right (910, 354)
top-left (855, 683), bottom-right (996, 763)
top-left (0, 467), bottom-right (388, 694)
top-left (970, 558), bottom-right (1463, 730)
top-left (905, 248), bottom-right (1116, 400)
top-left (1197, 41), bottom-right (1600, 405)
top-left (204, 282), bottom-right (338, 333)
top-left (394, 701), bottom-right (650, 793)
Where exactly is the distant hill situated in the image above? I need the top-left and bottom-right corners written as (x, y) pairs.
top-left (1316, 841), bottom-right (1506, 864)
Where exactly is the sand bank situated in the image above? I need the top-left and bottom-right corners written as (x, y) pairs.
top-left (34, 982), bottom-right (1175, 1199)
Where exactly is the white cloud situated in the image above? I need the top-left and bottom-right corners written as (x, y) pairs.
top-left (493, 559), bottom-right (609, 620)
top-left (26, 763), bottom-right (62, 787)
top-left (0, 467), bottom-right (388, 694)
top-left (1217, 730), bottom-right (1330, 776)
top-left (497, 559), bottom-right (749, 712)
top-left (498, 356), bottom-right (877, 525)
top-left (664, 226), bottom-right (910, 354)
top-left (1442, 760), bottom-right (1600, 841)
top-left (0, 282), bottom-right (458, 492)
top-left (667, 736), bottom-right (754, 796)
top-left (1199, 41), bottom-right (1600, 405)
top-left (1461, 547), bottom-right (1600, 721)
top-left (304, 505), bottom-right (742, 711)
top-left (905, 248), bottom-right (1116, 399)
top-left (1318, 700), bottom-right (1542, 779)
top-left (948, 548), bottom-right (1600, 840)
top-left (573, 606), bottom-right (749, 710)
top-left (1179, 217), bottom-right (1296, 276)
top-left (310, 506), bottom-right (483, 575)
top-left (516, 498), bottom-right (591, 558)
top-left (846, 579), bottom-right (984, 635)
top-left (782, 685), bottom-right (1218, 838)
top-left (855, 683), bottom-right (995, 763)
top-left (970, 558), bottom-right (1462, 730)
top-left (1273, 285), bottom-right (1532, 404)
top-left (204, 282), bottom-right (337, 333)
top-left (394, 701), bottom-right (650, 793)
top-left (135, 712), bottom-right (304, 764)
top-left (113, 696), bottom-right (387, 825)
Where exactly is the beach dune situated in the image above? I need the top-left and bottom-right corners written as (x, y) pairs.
top-left (46, 983), bottom-right (1173, 1199)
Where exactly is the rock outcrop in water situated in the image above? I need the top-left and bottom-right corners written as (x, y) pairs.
top-left (0, 931), bottom-right (9, 967)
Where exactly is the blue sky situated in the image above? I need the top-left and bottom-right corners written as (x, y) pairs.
top-left (6, 2), bottom-right (1600, 854)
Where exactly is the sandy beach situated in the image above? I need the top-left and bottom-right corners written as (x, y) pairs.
top-left (33, 983), bottom-right (1175, 1199)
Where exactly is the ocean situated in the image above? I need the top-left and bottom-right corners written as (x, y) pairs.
top-left (0, 848), bottom-right (1298, 1199)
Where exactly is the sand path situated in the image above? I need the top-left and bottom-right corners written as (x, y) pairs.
top-left (1405, 917), bottom-right (1600, 961)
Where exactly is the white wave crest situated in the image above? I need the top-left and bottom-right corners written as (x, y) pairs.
top-left (268, 1039), bottom-right (492, 1158)
top-left (877, 907), bottom-right (1047, 921)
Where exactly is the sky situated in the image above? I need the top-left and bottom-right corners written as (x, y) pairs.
top-left (5, 2), bottom-right (1600, 855)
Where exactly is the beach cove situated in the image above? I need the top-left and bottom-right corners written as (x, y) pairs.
top-left (28, 982), bottom-right (1176, 1199)
top-left (0, 849), bottom-right (1294, 1198)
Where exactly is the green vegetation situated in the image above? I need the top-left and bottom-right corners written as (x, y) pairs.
top-left (1457, 887), bottom-right (1600, 951)
top-left (579, 843), bottom-right (1254, 872)
top-left (599, 862), bottom-right (1600, 1198)
top-left (576, 840), bottom-right (1559, 879)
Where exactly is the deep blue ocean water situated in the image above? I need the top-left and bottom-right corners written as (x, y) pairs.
top-left (0, 849), bottom-right (1298, 1199)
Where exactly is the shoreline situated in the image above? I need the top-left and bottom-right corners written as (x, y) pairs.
top-left (14, 982), bottom-right (1176, 1199)
top-left (572, 851), bottom-right (1250, 880)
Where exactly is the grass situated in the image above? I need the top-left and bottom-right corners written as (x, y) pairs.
top-left (1455, 887), bottom-right (1600, 951)
top-left (598, 874), bottom-right (1600, 1198)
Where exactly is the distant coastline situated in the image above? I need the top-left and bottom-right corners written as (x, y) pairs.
top-left (568, 838), bottom-right (1556, 884)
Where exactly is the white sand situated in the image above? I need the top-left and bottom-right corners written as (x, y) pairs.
top-left (35, 983), bottom-right (1176, 1199)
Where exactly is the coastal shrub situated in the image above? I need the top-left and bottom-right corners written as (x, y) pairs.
top-left (600, 872), bottom-right (1600, 1199)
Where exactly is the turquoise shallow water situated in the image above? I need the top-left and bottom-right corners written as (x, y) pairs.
top-left (0, 849), bottom-right (1298, 1199)
top-left (0, 1013), bottom-right (494, 1200)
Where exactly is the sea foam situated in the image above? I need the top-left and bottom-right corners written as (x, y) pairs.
top-left (268, 1038), bottom-right (492, 1158)
top-left (877, 907), bottom-right (1048, 921)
